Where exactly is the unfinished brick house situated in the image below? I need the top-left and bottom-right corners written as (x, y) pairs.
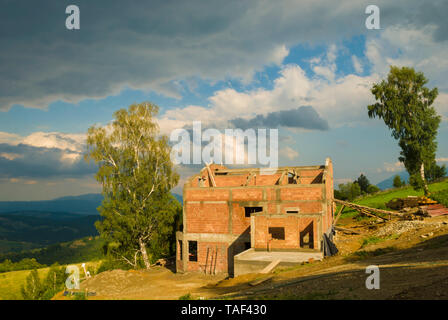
top-left (176, 158), bottom-right (335, 276)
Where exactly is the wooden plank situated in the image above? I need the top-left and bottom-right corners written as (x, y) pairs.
top-left (334, 205), bottom-right (345, 225)
top-left (335, 226), bottom-right (361, 235)
top-left (245, 172), bottom-right (255, 186)
top-left (359, 208), bottom-right (388, 221)
top-left (213, 246), bottom-right (218, 275)
top-left (333, 199), bottom-right (398, 221)
top-left (334, 199), bottom-right (398, 216)
top-left (205, 163), bottom-right (217, 187)
top-left (277, 170), bottom-right (286, 185)
top-left (260, 259), bottom-right (281, 274)
top-left (205, 247), bottom-right (210, 274)
top-left (209, 247), bottom-right (214, 275)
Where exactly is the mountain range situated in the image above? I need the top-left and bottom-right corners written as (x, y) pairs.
top-left (0, 193), bottom-right (183, 215)
top-left (376, 171), bottom-right (409, 190)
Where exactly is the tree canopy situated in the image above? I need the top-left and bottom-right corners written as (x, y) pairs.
top-left (368, 66), bottom-right (441, 195)
top-left (335, 182), bottom-right (361, 201)
top-left (85, 102), bottom-right (181, 269)
top-left (356, 174), bottom-right (370, 194)
top-left (393, 175), bottom-right (403, 188)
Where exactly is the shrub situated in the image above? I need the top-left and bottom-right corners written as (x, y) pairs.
top-left (21, 269), bottom-right (44, 300)
top-left (356, 174), bottom-right (370, 193)
top-left (21, 263), bottom-right (66, 300)
top-left (0, 258), bottom-right (45, 273)
top-left (337, 182), bottom-right (361, 201)
top-left (393, 175), bottom-right (403, 188)
top-left (96, 258), bottom-right (131, 274)
top-left (179, 293), bottom-right (193, 300)
top-left (426, 163), bottom-right (447, 182)
top-left (431, 189), bottom-right (448, 207)
top-left (367, 185), bottom-right (380, 194)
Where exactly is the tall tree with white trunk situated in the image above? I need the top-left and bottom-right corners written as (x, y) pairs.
top-left (368, 66), bottom-right (441, 195)
top-left (85, 102), bottom-right (180, 269)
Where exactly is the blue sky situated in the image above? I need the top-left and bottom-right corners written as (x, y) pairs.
top-left (0, 0), bottom-right (447, 200)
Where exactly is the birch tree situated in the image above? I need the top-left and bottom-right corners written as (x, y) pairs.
top-left (368, 66), bottom-right (441, 195)
top-left (85, 102), bottom-right (180, 269)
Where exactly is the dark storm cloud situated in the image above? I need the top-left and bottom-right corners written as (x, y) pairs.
top-left (413, 0), bottom-right (448, 42)
top-left (230, 106), bottom-right (329, 131)
top-left (0, 143), bottom-right (96, 178)
top-left (0, 0), bottom-right (445, 110)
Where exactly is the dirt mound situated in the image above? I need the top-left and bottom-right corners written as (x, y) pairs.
top-left (78, 267), bottom-right (226, 299)
top-left (82, 269), bottom-right (147, 296)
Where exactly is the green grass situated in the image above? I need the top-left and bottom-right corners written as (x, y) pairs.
top-left (339, 179), bottom-right (448, 217)
top-left (179, 293), bottom-right (193, 300)
top-left (432, 189), bottom-right (448, 207)
top-left (71, 292), bottom-right (88, 300)
top-left (0, 236), bottom-right (105, 266)
top-left (360, 234), bottom-right (400, 248)
top-left (0, 240), bottom-right (40, 255)
top-left (0, 267), bottom-right (50, 300)
top-left (0, 261), bottom-right (101, 300)
top-left (360, 236), bottom-right (383, 248)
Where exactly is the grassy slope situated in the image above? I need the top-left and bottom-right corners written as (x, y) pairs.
top-left (0, 261), bottom-right (101, 300)
top-left (341, 179), bottom-right (448, 217)
top-left (0, 236), bottom-right (105, 266)
top-left (0, 267), bottom-right (50, 300)
top-left (0, 240), bottom-right (40, 255)
top-left (0, 212), bottom-right (98, 251)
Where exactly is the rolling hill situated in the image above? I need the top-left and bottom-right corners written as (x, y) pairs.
top-left (0, 212), bottom-right (99, 254)
top-left (0, 194), bottom-right (103, 215)
top-left (0, 192), bottom-right (183, 214)
top-left (0, 192), bottom-right (183, 255)
top-left (376, 171), bottom-right (409, 190)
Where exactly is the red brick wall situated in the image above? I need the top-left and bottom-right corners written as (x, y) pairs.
top-left (253, 215), bottom-right (301, 249)
top-left (253, 215), bottom-right (319, 250)
top-left (280, 187), bottom-right (322, 201)
top-left (185, 188), bottom-right (229, 201)
top-left (324, 160), bottom-right (334, 232)
top-left (231, 188), bottom-right (263, 201)
top-left (186, 202), bottom-right (229, 234)
top-left (267, 203), bottom-right (278, 214)
top-left (255, 174), bottom-right (282, 185)
top-left (253, 215), bottom-right (268, 249)
top-left (280, 169), bottom-right (324, 185)
top-left (231, 203), bottom-right (251, 235)
top-left (186, 241), bottom-right (228, 273)
top-left (279, 201), bottom-right (322, 213)
top-left (214, 175), bottom-right (247, 187)
top-left (265, 188), bottom-right (277, 201)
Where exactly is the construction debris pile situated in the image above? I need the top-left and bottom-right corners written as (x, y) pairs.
top-left (374, 220), bottom-right (446, 237)
top-left (386, 196), bottom-right (448, 218)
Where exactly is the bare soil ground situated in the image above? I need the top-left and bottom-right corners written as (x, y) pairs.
top-left (57, 214), bottom-right (448, 300)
